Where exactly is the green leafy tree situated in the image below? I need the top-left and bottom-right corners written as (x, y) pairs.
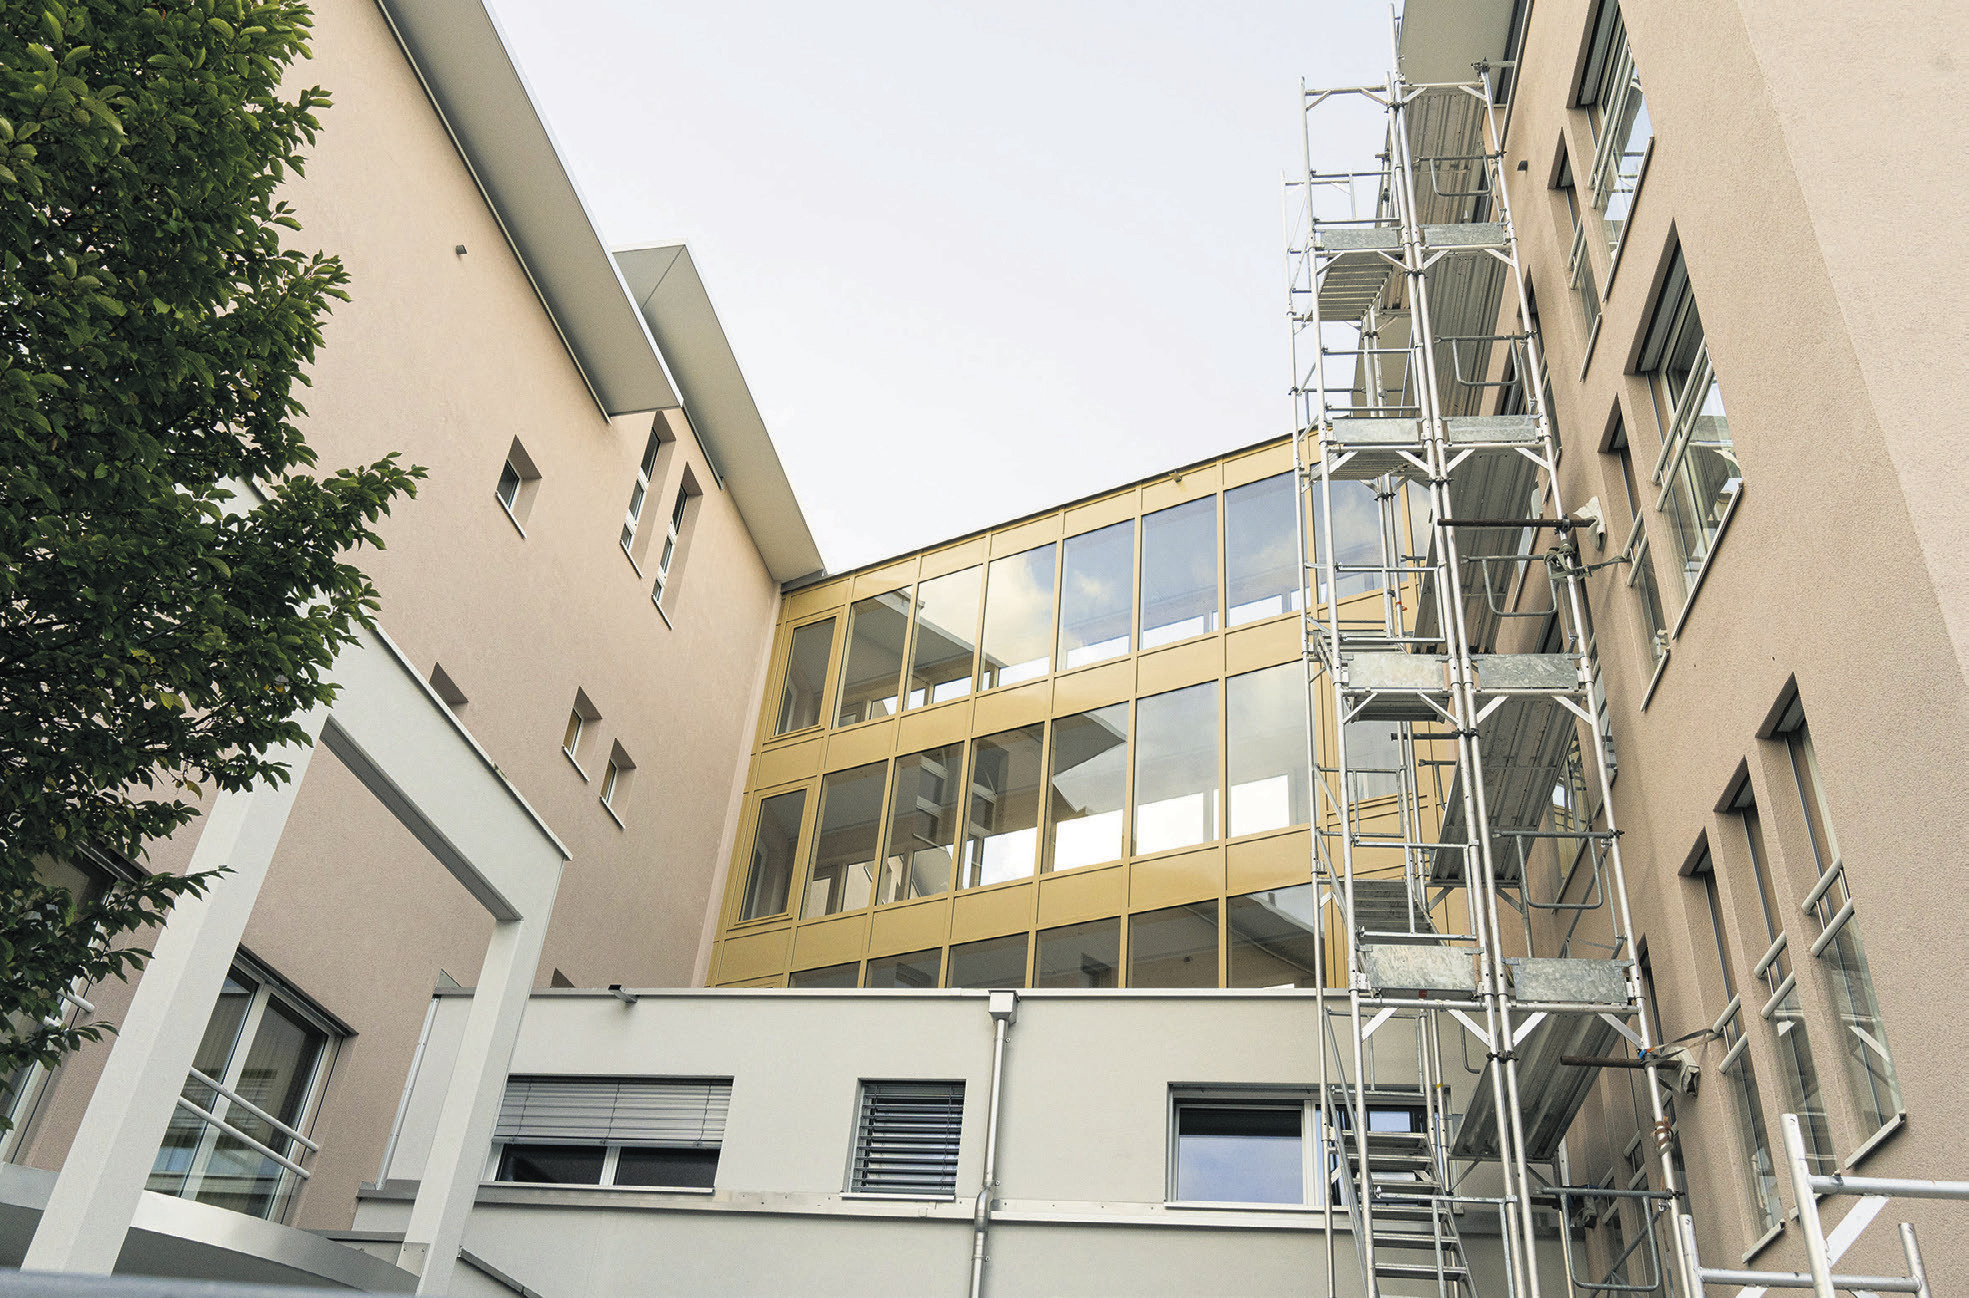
top-left (0, 0), bottom-right (422, 1120)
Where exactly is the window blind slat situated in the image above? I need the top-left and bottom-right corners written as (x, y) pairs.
top-left (495, 1077), bottom-right (730, 1147)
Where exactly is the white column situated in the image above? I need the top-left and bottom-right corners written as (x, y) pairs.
top-left (21, 714), bottom-right (327, 1275)
top-left (397, 905), bottom-right (554, 1296)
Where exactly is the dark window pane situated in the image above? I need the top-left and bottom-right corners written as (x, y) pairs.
top-left (1140, 496), bottom-right (1218, 648)
top-left (1224, 474), bottom-right (1302, 627)
top-left (1130, 903), bottom-right (1218, 988)
top-left (775, 619), bottom-right (835, 735)
top-left (947, 934), bottom-right (1028, 988)
top-left (906, 568), bottom-right (982, 709)
top-left (804, 763), bottom-right (885, 918)
top-left (497, 1144), bottom-right (605, 1185)
top-left (961, 726), bottom-right (1045, 887)
top-left (1227, 886), bottom-right (1321, 988)
top-left (1057, 522), bottom-right (1134, 669)
top-left (880, 745), bottom-right (961, 904)
top-left (836, 591), bottom-right (910, 725)
top-left (1034, 919), bottom-right (1120, 988)
top-left (1175, 1104), bottom-right (1303, 1203)
top-left (865, 949), bottom-right (942, 988)
top-left (614, 1147), bottom-right (719, 1188)
top-left (1047, 704), bottom-right (1128, 871)
top-left (789, 963), bottom-right (858, 988)
top-left (739, 790), bottom-right (806, 921)
top-left (1227, 664), bottom-right (1311, 835)
top-left (1133, 683), bottom-right (1218, 855)
top-left (980, 545), bottom-right (1055, 689)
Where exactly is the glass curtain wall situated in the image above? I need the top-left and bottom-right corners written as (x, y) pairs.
top-left (1046, 704), bottom-right (1129, 871)
top-left (1227, 885), bottom-right (1321, 987)
top-left (774, 619), bottom-right (834, 735)
top-left (948, 934), bottom-right (1028, 988)
top-left (961, 726), bottom-right (1046, 887)
top-left (1131, 903), bottom-right (1219, 987)
top-left (1225, 474), bottom-right (1303, 626)
top-left (1783, 715), bottom-right (1902, 1137)
top-left (1133, 684), bottom-right (1218, 855)
top-left (740, 790), bottom-right (807, 921)
top-left (1034, 919), bottom-right (1120, 988)
top-left (835, 592), bottom-right (910, 725)
top-left (904, 567), bottom-right (981, 709)
top-left (803, 764), bottom-right (885, 918)
top-left (979, 545), bottom-right (1056, 688)
top-left (879, 745), bottom-right (962, 904)
top-left (1140, 497), bottom-right (1218, 648)
top-left (1058, 521), bottom-right (1135, 669)
top-left (1226, 663), bottom-right (1312, 835)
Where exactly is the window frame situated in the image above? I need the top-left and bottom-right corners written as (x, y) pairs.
top-left (651, 480), bottom-right (695, 611)
top-left (619, 424), bottom-right (668, 566)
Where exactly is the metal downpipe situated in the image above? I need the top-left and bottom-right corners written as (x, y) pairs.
top-left (969, 992), bottom-right (1016, 1298)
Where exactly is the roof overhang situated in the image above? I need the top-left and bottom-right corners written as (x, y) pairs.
top-left (1398, 0), bottom-right (1517, 85)
top-left (373, 0), bottom-right (679, 416)
top-left (616, 246), bottom-right (824, 584)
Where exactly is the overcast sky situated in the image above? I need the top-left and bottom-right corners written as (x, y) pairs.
top-left (488, 1), bottom-right (1396, 573)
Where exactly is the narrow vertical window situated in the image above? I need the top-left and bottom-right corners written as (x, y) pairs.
top-left (1641, 253), bottom-right (1737, 597)
top-left (600, 743), bottom-right (635, 818)
top-left (651, 484), bottom-right (692, 607)
top-left (562, 690), bottom-right (599, 773)
top-left (1046, 704), bottom-right (1129, 872)
top-left (1224, 473), bottom-right (1302, 626)
top-left (774, 619), bottom-right (836, 736)
top-left (960, 725), bottom-right (1045, 887)
top-left (1139, 496), bottom-right (1219, 649)
top-left (1781, 709), bottom-right (1902, 1138)
top-left (1697, 854), bottom-right (1782, 1232)
top-left (620, 426), bottom-right (664, 554)
top-left (1226, 663), bottom-right (1312, 836)
top-left (803, 763), bottom-right (885, 918)
top-left (493, 439), bottom-right (540, 531)
top-left (1578, 0), bottom-right (1653, 257)
top-left (1558, 150), bottom-right (1601, 343)
top-left (1057, 521), bottom-right (1134, 670)
top-left (979, 545), bottom-right (1056, 688)
top-left (879, 745), bottom-right (961, 904)
top-left (739, 790), bottom-right (806, 922)
top-left (835, 591), bottom-right (910, 726)
top-left (905, 567), bottom-right (982, 709)
top-left (1132, 683), bottom-right (1218, 855)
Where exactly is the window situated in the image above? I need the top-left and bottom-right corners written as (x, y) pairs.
top-left (774, 619), bottom-right (835, 736)
top-left (561, 690), bottom-right (599, 774)
top-left (1226, 663), bottom-right (1312, 836)
top-left (492, 1076), bottom-right (728, 1190)
top-left (1607, 419), bottom-right (1642, 526)
top-left (619, 425), bottom-right (666, 556)
top-left (1733, 785), bottom-right (1833, 1171)
top-left (1132, 683), bottom-right (1218, 855)
top-left (1224, 473), bottom-right (1302, 626)
top-left (493, 438), bottom-right (541, 532)
top-left (1140, 496), bottom-right (1218, 648)
top-left (1130, 902), bottom-right (1218, 988)
top-left (1057, 521), bottom-right (1135, 669)
top-left (864, 949), bottom-right (941, 989)
top-left (1034, 919), bottom-right (1120, 988)
top-left (979, 544), bottom-right (1056, 689)
top-left (738, 789), bottom-right (806, 921)
top-left (850, 1082), bottom-right (964, 1197)
top-left (1344, 722), bottom-right (1403, 801)
top-left (960, 725), bottom-right (1046, 887)
top-left (1312, 479), bottom-right (1389, 601)
top-left (905, 567), bottom-right (982, 709)
top-left (650, 483), bottom-right (693, 607)
top-left (802, 763), bottom-right (885, 918)
top-left (791, 963), bottom-right (858, 988)
top-left (879, 745), bottom-right (961, 904)
top-left (1696, 852), bottom-right (1782, 1232)
top-left (946, 934), bottom-right (1027, 989)
top-left (1227, 885), bottom-right (1322, 988)
top-left (1046, 704), bottom-right (1129, 872)
top-left (836, 590), bottom-right (910, 725)
top-left (1170, 1094), bottom-right (1314, 1205)
top-left (1578, 0), bottom-right (1652, 257)
top-left (600, 743), bottom-right (634, 819)
top-left (148, 960), bottom-right (339, 1223)
top-left (1628, 532), bottom-right (1669, 673)
top-left (1558, 151), bottom-right (1601, 345)
top-left (1641, 252), bottom-right (1737, 597)
top-left (1779, 705), bottom-right (1902, 1140)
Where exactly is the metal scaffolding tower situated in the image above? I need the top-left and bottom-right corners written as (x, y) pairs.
top-left (1287, 25), bottom-right (1681, 1298)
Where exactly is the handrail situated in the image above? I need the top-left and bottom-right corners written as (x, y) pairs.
top-left (186, 1067), bottom-right (320, 1154)
top-left (171, 1095), bottom-right (312, 1180)
top-left (1752, 931), bottom-right (1788, 979)
top-left (1799, 857), bottom-right (1845, 914)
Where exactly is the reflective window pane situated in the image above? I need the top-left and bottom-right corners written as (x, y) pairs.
top-left (775, 619), bottom-right (835, 735)
top-left (1227, 886), bottom-right (1321, 988)
top-left (1227, 664), bottom-right (1311, 836)
top-left (1034, 919), bottom-right (1120, 988)
top-left (879, 745), bottom-right (961, 904)
top-left (1129, 902), bottom-right (1219, 987)
top-left (947, 933), bottom-right (1028, 988)
top-left (803, 764), bottom-right (884, 918)
top-left (1047, 704), bottom-right (1129, 872)
top-left (1057, 522), bottom-right (1134, 670)
top-left (835, 591), bottom-right (910, 726)
top-left (1174, 1104), bottom-right (1303, 1204)
top-left (865, 949), bottom-right (942, 988)
top-left (980, 545), bottom-right (1056, 689)
top-left (1315, 480), bottom-right (1386, 600)
top-left (1345, 722), bottom-right (1403, 801)
top-left (1133, 683), bottom-right (1218, 855)
top-left (1224, 474), bottom-right (1302, 627)
top-left (739, 790), bottom-right (806, 921)
top-left (789, 963), bottom-right (858, 988)
top-left (905, 568), bottom-right (982, 709)
top-left (1140, 497), bottom-right (1218, 649)
top-left (961, 725), bottom-right (1046, 888)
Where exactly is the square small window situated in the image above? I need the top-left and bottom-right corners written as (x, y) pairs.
top-left (600, 742), bottom-right (636, 818)
top-left (850, 1081), bottom-right (964, 1197)
top-left (562, 689), bottom-right (600, 773)
top-left (493, 438), bottom-right (541, 531)
top-left (1170, 1097), bottom-right (1310, 1206)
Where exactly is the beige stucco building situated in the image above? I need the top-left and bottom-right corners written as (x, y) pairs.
top-left (4, 0), bottom-right (1967, 1296)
